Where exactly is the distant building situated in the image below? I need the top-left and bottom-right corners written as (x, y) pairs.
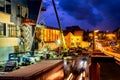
top-left (64, 26), bottom-right (89, 48)
top-left (114, 27), bottom-right (120, 40)
top-left (105, 32), bottom-right (116, 41)
top-left (113, 28), bottom-right (120, 48)
top-left (89, 31), bottom-right (106, 41)
top-left (88, 30), bottom-right (117, 50)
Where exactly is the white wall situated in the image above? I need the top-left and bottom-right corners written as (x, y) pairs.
top-left (0, 46), bottom-right (14, 65)
top-left (0, 37), bottom-right (19, 47)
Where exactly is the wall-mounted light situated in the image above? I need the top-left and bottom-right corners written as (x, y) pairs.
top-left (56, 39), bottom-right (61, 45)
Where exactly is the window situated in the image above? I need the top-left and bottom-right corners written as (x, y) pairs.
top-left (6, 0), bottom-right (11, 14)
top-left (0, 23), bottom-right (4, 35)
top-left (71, 42), bottom-right (74, 45)
top-left (0, 23), bottom-right (6, 36)
top-left (8, 24), bottom-right (17, 37)
top-left (17, 4), bottom-right (21, 17)
top-left (0, 0), bottom-right (5, 12)
top-left (0, 0), bottom-right (11, 13)
top-left (6, 4), bottom-right (11, 14)
top-left (76, 42), bottom-right (80, 45)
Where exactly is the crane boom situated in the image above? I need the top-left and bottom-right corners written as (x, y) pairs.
top-left (52, 0), bottom-right (68, 53)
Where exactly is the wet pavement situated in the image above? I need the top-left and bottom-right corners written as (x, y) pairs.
top-left (63, 55), bottom-right (90, 80)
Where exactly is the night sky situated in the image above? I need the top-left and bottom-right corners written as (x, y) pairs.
top-left (38, 0), bottom-right (120, 31)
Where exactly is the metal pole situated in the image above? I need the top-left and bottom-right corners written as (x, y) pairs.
top-left (31, 0), bottom-right (43, 51)
top-left (52, 0), bottom-right (62, 32)
top-left (93, 31), bottom-right (95, 51)
top-left (36, 0), bottom-right (43, 24)
top-left (93, 30), bottom-right (99, 51)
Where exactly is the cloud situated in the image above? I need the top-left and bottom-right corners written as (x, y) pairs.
top-left (59, 0), bottom-right (103, 26)
top-left (42, 0), bottom-right (51, 9)
top-left (41, 0), bottom-right (120, 31)
top-left (90, 0), bottom-right (120, 25)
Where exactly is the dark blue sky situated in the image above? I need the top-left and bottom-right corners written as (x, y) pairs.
top-left (39, 0), bottom-right (120, 31)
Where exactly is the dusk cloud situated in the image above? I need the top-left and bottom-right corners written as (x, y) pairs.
top-left (59, 0), bottom-right (103, 25)
top-left (90, 0), bottom-right (120, 25)
top-left (40, 0), bottom-right (120, 31)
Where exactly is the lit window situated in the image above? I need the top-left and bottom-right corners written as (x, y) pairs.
top-left (8, 24), bottom-right (17, 37)
top-left (71, 43), bottom-right (74, 45)
top-left (76, 42), bottom-right (80, 45)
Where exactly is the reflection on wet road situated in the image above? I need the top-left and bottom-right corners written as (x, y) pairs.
top-left (64, 56), bottom-right (90, 80)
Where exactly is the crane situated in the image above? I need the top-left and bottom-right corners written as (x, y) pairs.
top-left (31, 0), bottom-right (68, 53)
top-left (52, 0), bottom-right (68, 53)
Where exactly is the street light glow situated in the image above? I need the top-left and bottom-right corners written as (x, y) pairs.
top-left (56, 39), bottom-right (61, 45)
top-left (94, 30), bottom-right (99, 32)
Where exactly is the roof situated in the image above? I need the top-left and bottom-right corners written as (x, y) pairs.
top-left (46, 26), bottom-right (60, 30)
top-left (63, 26), bottom-right (84, 36)
top-left (66, 25), bottom-right (84, 31)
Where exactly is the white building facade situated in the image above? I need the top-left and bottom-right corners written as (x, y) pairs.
top-left (0, 0), bottom-right (29, 63)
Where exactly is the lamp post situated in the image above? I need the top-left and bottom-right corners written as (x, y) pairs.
top-left (93, 30), bottom-right (99, 51)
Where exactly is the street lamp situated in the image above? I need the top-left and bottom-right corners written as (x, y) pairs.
top-left (93, 30), bottom-right (99, 51)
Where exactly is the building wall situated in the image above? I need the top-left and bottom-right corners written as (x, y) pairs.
top-left (117, 28), bottom-right (120, 40)
top-left (0, 46), bottom-right (14, 65)
top-left (64, 32), bottom-right (73, 48)
top-left (74, 30), bottom-right (83, 36)
top-left (36, 27), bottom-right (60, 50)
top-left (0, 37), bottom-right (19, 47)
top-left (0, 0), bottom-right (28, 63)
top-left (0, 12), bottom-right (14, 24)
top-left (0, 0), bottom-right (28, 25)
top-left (64, 31), bottom-right (84, 48)
top-left (81, 41), bottom-right (90, 48)
top-left (0, 0), bottom-right (29, 38)
top-left (11, 0), bottom-right (29, 25)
